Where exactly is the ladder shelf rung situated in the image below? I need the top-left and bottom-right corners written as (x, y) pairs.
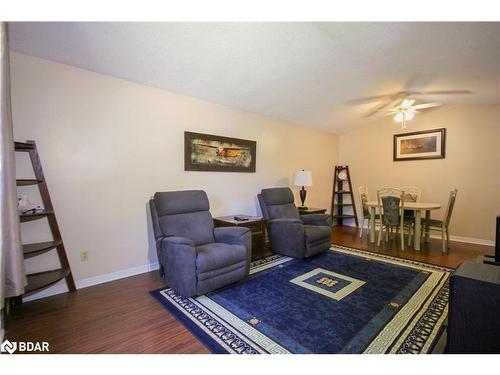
top-left (14, 141), bottom-right (35, 151)
top-left (16, 179), bottom-right (43, 186)
top-left (19, 210), bottom-right (54, 223)
top-left (23, 240), bottom-right (62, 259)
top-left (25, 268), bottom-right (71, 294)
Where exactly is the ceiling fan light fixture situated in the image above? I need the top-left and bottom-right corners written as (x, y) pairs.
top-left (393, 111), bottom-right (414, 123)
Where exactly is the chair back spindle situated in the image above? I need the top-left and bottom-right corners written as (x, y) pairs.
top-left (443, 189), bottom-right (458, 228)
top-left (359, 186), bottom-right (370, 217)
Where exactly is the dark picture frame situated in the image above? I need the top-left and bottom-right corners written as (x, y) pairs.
top-left (393, 128), bottom-right (446, 161)
top-left (184, 131), bottom-right (257, 172)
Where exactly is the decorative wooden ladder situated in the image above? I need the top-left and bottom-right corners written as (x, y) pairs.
top-left (330, 165), bottom-right (359, 227)
top-left (15, 140), bottom-right (76, 299)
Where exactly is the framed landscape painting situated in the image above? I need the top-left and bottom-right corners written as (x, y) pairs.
top-left (393, 128), bottom-right (446, 161)
top-left (184, 131), bottom-right (257, 172)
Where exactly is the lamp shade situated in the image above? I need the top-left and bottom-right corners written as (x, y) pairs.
top-left (293, 170), bottom-right (313, 187)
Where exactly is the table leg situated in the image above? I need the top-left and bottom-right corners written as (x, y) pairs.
top-left (414, 210), bottom-right (421, 251)
top-left (369, 206), bottom-right (376, 243)
top-left (425, 210), bottom-right (431, 243)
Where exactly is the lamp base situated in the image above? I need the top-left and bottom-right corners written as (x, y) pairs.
top-left (298, 206), bottom-right (308, 210)
top-left (299, 187), bottom-right (307, 208)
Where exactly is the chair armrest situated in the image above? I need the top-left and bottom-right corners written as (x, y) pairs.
top-left (267, 218), bottom-right (305, 255)
top-left (214, 227), bottom-right (251, 246)
top-left (300, 214), bottom-right (332, 226)
top-left (162, 236), bottom-right (197, 297)
top-left (214, 227), bottom-right (252, 274)
top-left (156, 235), bottom-right (195, 260)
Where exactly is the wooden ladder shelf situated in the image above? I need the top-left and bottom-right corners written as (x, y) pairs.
top-left (330, 165), bottom-right (359, 227)
top-left (15, 140), bottom-right (76, 297)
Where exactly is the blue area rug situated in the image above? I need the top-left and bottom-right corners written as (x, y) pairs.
top-left (151, 246), bottom-right (450, 354)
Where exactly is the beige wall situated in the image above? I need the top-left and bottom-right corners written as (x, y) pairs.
top-left (339, 104), bottom-right (500, 242)
top-left (11, 53), bottom-right (339, 298)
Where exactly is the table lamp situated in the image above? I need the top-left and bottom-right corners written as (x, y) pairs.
top-left (293, 170), bottom-right (313, 209)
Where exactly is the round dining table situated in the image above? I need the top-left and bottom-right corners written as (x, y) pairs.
top-left (365, 201), bottom-right (441, 251)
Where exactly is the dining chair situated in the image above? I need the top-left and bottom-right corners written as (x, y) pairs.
top-left (358, 186), bottom-right (380, 238)
top-left (399, 186), bottom-right (422, 203)
top-left (400, 185), bottom-right (422, 220)
top-left (420, 188), bottom-right (458, 254)
top-left (376, 188), bottom-right (413, 250)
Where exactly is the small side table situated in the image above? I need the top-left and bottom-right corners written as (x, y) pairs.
top-left (298, 207), bottom-right (327, 215)
top-left (213, 215), bottom-right (266, 260)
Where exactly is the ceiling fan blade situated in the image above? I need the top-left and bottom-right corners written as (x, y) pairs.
top-left (384, 111), bottom-right (398, 117)
top-left (412, 90), bottom-right (472, 96)
top-left (412, 103), bottom-right (442, 109)
top-left (345, 94), bottom-right (394, 105)
top-left (364, 98), bottom-right (395, 117)
top-left (364, 94), bottom-right (404, 117)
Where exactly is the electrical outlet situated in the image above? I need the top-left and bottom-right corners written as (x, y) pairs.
top-left (80, 251), bottom-right (89, 262)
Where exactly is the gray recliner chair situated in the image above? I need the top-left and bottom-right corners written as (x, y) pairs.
top-left (258, 187), bottom-right (332, 258)
top-left (149, 190), bottom-right (251, 297)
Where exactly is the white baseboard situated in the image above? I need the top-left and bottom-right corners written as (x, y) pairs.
top-left (437, 235), bottom-right (494, 247)
top-left (341, 222), bottom-right (495, 246)
top-left (76, 262), bottom-right (159, 289)
top-left (23, 261), bottom-right (160, 303)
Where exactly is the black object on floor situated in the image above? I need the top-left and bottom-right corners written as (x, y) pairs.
top-left (447, 261), bottom-right (500, 353)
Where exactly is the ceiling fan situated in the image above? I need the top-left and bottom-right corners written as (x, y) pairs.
top-left (379, 97), bottom-right (442, 129)
top-left (346, 89), bottom-right (471, 129)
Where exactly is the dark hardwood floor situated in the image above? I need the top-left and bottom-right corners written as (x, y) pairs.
top-left (6, 226), bottom-right (494, 353)
top-left (331, 226), bottom-right (494, 269)
top-left (6, 271), bottom-right (209, 354)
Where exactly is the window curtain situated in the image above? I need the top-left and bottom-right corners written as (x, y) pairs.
top-left (0, 21), bottom-right (26, 315)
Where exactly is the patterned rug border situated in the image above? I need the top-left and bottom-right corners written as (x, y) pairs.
top-left (151, 245), bottom-right (451, 354)
top-left (329, 244), bottom-right (455, 272)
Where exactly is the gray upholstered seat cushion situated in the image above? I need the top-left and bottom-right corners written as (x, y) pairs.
top-left (196, 242), bottom-right (248, 273)
top-left (304, 225), bottom-right (332, 244)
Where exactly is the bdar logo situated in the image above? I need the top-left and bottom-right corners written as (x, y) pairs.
top-left (1, 339), bottom-right (17, 354)
top-left (0, 340), bottom-right (49, 353)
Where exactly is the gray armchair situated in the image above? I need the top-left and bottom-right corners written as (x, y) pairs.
top-left (258, 187), bottom-right (332, 258)
top-left (149, 190), bottom-right (251, 297)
